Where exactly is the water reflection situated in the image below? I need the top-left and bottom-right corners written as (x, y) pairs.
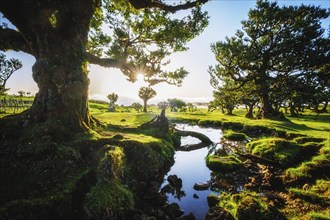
top-left (162, 124), bottom-right (222, 220)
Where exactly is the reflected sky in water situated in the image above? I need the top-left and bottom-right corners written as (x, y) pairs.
top-left (163, 124), bottom-right (222, 219)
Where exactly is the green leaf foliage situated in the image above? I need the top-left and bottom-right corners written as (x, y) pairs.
top-left (88, 1), bottom-right (208, 86)
top-left (209, 0), bottom-right (330, 119)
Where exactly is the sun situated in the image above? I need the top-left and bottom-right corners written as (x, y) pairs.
top-left (135, 72), bottom-right (148, 87)
top-left (136, 72), bottom-right (145, 82)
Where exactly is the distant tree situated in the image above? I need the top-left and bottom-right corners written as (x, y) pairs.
top-left (157, 101), bottom-right (168, 110)
top-left (17, 90), bottom-right (25, 103)
top-left (107, 93), bottom-right (119, 112)
top-left (209, 0), bottom-right (330, 119)
top-left (308, 64), bottom-right (330, 115)
top-left (210, 74), bottom-right (239, 115)
top-left (208, 100), bottom-right (219, 112)
top-left (187, 103), bottom-right (197, 112)
top-left (131, 102), bottom-right (143, 112)
top-left (237, 82), bottom-right (259, 118)
top-left (0, 53), bottom-right (22, 88)
top-left (167, 98), bottom-right (186, 112)
top-left (138, 87), bottom-right (156, 112)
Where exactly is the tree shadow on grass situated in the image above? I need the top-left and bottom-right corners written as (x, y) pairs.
top-left (274, 120), bottom-right (329, 134)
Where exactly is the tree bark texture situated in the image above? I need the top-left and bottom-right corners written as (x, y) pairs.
top-left (258, 92), bottom-right (283, 119)
top-left (0, 0), bottom-right (95, 134)
top-left (245, 103), bottom-right (254, 119)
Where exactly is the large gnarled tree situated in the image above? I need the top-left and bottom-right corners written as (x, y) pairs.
top-left (0, 0), bottom-right (208, 136)
top-left (209, 0), bottom-right (329, 119)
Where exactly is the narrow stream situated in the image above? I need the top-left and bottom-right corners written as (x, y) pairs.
top-left (162, 124), bottom-right (222, 219)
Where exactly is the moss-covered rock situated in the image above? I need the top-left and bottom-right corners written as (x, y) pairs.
top-left (84, 181), bottom-right (134, 220)
top-left (283, 154), bottom-right (330, 184)
top-left (283, 180), bottom-right (330, 220)
top-left (224, 130), bottom-right (248, 141)
top-left (206, 155), bottom-right (243, 172)
top-left (246, 138), bottom-right (301, 167)
top-left (207, 191), bottom-right (285, 220)
top-left (0, 124), bottom-right (175, 220)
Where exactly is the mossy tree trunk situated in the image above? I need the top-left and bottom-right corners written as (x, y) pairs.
top-left (258, 91), bottom-right (283, 119)
top-left (226, 106), bottom-right (234, 115)
top-left (245, 103), bottom-right (254, 119)
top-left (29, 52), bottom-right (91, 134)
top-left (289, 101), bottom-right (299, 117)
top-left (0, 0), bottom-right (96, 136)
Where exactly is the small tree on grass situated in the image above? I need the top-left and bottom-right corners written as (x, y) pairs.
top-left (187, 103), bottom-right (197, 112)
top-left (17, 90), bottom-right (25, 102)
top-left (107, 93), bottom-right (118, 112)
top-left (138, 86), bottom-right (156, 112)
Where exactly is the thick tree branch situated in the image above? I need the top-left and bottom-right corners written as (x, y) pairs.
top-left (128, 0), bottom-right (209, 13)
top-left (86, 52), bottom-right (125, 68)
top-left (0, 28), bottom-right (32, 55)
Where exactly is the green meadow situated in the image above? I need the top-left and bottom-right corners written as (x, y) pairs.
top-left (88, 102), bottom-right (329, 140)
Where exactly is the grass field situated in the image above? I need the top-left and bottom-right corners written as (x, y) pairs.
top-left (1, 98), bottom-right (329, 139)
top-left (91, 103), bottom-right (329, 139)
top-left (1, 99), bottom-right (329, 219)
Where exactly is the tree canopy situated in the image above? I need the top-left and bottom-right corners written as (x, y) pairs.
top-left (0, 0), bottom-right (209, 133)
top-left (209, 0), bottom-right (330, 119)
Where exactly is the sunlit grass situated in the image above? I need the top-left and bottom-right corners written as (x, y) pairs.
top-left (1, 99), bottom-right (328, 139)
top-left (165, 107), bottom-right (329, 139)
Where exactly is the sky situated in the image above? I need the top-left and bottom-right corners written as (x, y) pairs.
top-left (2, 0), bottom-right (329, 105)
